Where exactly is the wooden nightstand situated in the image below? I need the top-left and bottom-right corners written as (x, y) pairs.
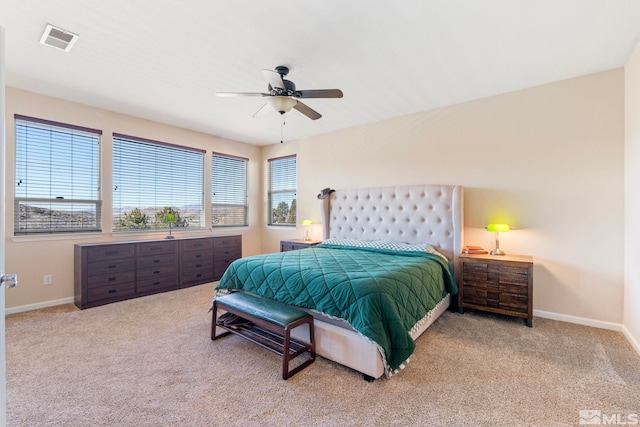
top-left (458, 253), bottom-right (534, 327)
top-left (280, 239), bottom-right (322, 252)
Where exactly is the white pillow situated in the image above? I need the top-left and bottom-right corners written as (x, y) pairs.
top-left (321, 238), bottom-right (447, 261)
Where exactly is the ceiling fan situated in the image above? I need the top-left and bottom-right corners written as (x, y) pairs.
top-left (216, 66), bottom-right (343, 120)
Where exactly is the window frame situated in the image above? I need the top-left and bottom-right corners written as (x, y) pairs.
top-left (268, 155), bottom-right (297, 227)
top-left (211, 152), bottom-right (249, 228)
top-left (112, 133), bottom-right (205, 233)
top-left (14, 115), bottom-right (102, 235)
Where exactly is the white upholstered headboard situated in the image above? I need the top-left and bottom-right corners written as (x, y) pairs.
top-left (318, 184), bottom-right (464, 280)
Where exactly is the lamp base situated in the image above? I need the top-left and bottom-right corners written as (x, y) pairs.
top-left (165, 235), bottom-right (175, 240)
top-left (490, 248), bottom-right (505, 256)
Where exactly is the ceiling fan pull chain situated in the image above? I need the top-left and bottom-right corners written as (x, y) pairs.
top-left (280, 112), bottom-right (284, 143)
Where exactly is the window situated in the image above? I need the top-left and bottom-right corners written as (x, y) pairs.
top-left (212, 153), bottom-right (248, 227)
top-left (268, 155), bottom-right (296, 226)
top-left (14, 115), bottom-right (102, 234)
top-left (112, 134), bottom-right (204, 231)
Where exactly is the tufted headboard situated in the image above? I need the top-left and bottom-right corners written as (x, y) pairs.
top-left (318, 184), bottom-right (464, 281)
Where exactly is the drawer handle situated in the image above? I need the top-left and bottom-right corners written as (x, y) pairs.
top-left (195, 264), bottom-right (202, 268)
top-left (153, 270), bottom-right (160, 274)
top-left (196, 274), bottom-right (202, 278)
top-left (153, 281), bottom-right (160, 286)
top-left (108, 277), bottom-right (117, 282)
top-left (108, 289), bottom-right (117, 294)
top-left (153, 260), bottom-right (160, 264)
top-left (106, 251), bottom-right (118, 255)
top-left (195, 255), bottom-right (202, 258)
top-left (108, 265), bottom-right (116, 269)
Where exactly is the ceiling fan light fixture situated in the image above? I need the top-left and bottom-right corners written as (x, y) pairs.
top-left (267, 96), bottom-right (297, 114)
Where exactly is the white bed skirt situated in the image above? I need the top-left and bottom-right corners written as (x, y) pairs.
top-left (290, 293), bottom-right (451, 379)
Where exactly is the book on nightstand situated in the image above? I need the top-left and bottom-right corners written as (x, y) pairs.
top-left (462, 245), bottom-right (488, 254)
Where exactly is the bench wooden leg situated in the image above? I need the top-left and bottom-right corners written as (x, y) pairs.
top-left (282, 316), bottom-right (315, 380)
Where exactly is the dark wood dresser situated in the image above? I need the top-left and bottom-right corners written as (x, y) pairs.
top-left (458, 253), bottom-right (533, 327)
top-left (75, 235), bottom-right (241, 309)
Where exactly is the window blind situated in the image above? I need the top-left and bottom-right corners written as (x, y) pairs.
top-left (14, 115), bottom-right (102, 234)
top-left (112, 134), bottom-right (204, 231)
top-left (212, 153), bottom-right (248, 227)
top-left (268, 155), bottom-right (296, 225)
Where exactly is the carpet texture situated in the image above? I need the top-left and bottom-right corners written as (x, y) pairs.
top-left (6, 283), bottom-right (640, 426)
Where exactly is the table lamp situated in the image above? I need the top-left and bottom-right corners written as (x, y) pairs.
top-left (486, 223), bottom-right (510, 255)
top-left (301, 219), bottom-right (313, 241)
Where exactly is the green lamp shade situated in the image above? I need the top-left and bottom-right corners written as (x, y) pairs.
top-left (486, 223), bottom-right (510, 233)
top-left (301, 220), bottom-right (313, 226)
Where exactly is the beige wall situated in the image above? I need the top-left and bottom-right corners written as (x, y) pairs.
top-left (625, 43), bottom-right (640, 349)
top-left (263, 69), bottom-right (625, 324)
top-left (4, 87), bottom-right (263, 309)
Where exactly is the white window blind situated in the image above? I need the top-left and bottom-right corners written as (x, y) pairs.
top-left (112, 134), bottom-right (204, 231)
top-left (212, 153), bottom-right (248, 227)
top-left (268, 155), bottom-right (296, 226)
top-left (14, 115), bottom-right (102, 234)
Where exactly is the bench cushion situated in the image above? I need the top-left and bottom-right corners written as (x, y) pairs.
top-left (216, 292), bottom-right (308, 328)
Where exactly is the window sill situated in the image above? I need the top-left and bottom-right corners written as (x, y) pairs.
top-left (11, 232), bottom-right (106, 243)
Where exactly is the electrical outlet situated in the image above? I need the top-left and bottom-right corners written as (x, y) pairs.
top-left (44, 274), bottom-right (53, 285)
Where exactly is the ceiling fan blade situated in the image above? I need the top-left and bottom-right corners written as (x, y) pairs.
top-left (216, 92), bottom-right (268, 97)
top-left (295, 89), bottom-right (343, 99)
top-left (262, 69), bottom-right (285, 90)
top-left (294, 101), bottom-right (322, 120)
top-left (252, 103), bottom-right (272, 118)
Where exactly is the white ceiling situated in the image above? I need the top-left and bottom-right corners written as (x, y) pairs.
top-left (2, 1), bottom-right (640, 146)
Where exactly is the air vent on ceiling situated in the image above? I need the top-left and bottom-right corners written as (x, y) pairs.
top-left (39, 24), bottom-right (79, 52)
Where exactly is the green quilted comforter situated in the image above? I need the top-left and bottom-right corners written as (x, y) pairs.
top-left (214, 243), bottom-right (457, 376)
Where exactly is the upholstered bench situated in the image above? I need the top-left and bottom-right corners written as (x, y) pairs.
top-left (211, 292), bottom-right (315, 379)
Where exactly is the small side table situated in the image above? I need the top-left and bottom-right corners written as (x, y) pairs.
top-left (280, 239), bottom-right (322, 252)
top-left (458, 253), bottom-right (534, 327)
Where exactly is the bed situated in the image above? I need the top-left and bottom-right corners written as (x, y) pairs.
top-left (212, 184), bottom-right (464, 380)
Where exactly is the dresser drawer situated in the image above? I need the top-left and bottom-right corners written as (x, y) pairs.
top-left (137, 253), bottom-right (176, 270)
top-left (87, 282), bottom-right (136, 302)
top-left (86, 244), bottom-right (135, 263)
top-left (182, 238), bottom-right (214, 252)
top-left (87, 258), bottom-right (135, 276)
top-left (136, 275), bottom-right (178, 294)
top-left (214, 235), bottom-right (241, 250)
top-left (87, 270), bottom-right (135, 287)
top-left (136, 240), bottom-right (176, 256)
top-left (182, 250), bottom-right (214, 265)
top-left (137, 264), bottom-right (177, 280)
top-left (181, 269), bottom-right (214, 285)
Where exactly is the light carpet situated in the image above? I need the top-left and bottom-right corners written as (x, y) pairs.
top-left (6, 283), bottom-right (640, 426)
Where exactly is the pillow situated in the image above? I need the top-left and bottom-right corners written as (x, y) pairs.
top-left (321, 238), bottom-right (447, 261)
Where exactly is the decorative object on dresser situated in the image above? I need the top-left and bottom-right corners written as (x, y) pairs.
top-left (300, 219), bottom-right (313, 241)
top-left (458, 253), bottom-right (533, 327)
top-left (486, 223), bottom-right (510, 256)
top-left (75, 235), bottom-right (241, 309)
top-left (280, 238), bottom-right (322, 252)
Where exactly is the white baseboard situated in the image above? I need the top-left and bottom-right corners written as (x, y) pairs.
top-left (5, 297), bottom-right (75, 315)
top-left (533, 309), bottom-right (623, 331)
top-left (622, 325), bottom-right (640, 357)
